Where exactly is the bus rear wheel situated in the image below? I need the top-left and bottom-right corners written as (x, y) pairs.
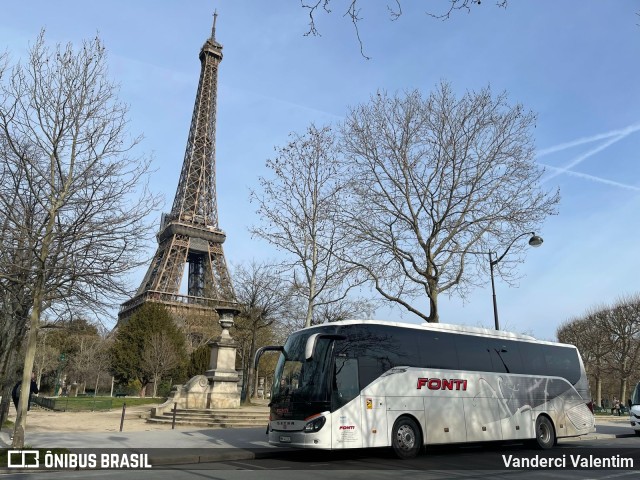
top-left (391, 417), bottom-right (422, 459)
top-left (534, 415), bottom-right (555, 449)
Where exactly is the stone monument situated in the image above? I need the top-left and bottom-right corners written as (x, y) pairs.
top-left (204, 307), bottom-right (241, 408)
top-left (151, 306), bottom-right (241, 417)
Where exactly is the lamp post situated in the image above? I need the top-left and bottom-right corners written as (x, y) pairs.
top-left (489, 232), bottom-right (543, 330)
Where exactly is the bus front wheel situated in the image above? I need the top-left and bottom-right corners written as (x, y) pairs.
top-left (391, 416), bottom-right (422, 459)
top-left (534, 415), bottom-right (555, 449)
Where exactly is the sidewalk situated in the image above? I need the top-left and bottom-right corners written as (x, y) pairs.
top-left (0, 399), bottom-right (283, 467)
top-left (0, 427), bottom-right (283, 465)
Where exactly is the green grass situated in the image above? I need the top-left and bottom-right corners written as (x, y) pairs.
top-left (35, 396), bottom-right (166, 412)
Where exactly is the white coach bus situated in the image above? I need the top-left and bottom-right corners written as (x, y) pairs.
top-left (629, 382), bottom-right (640, 435)
top-left (255, 320), bottom-right (595, 459)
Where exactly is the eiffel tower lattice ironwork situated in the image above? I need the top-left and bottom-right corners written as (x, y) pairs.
top-left (119, 13), bottom-right (236, 325)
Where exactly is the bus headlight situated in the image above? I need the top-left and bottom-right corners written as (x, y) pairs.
top-left (304, 416), bottom-right (326, 433)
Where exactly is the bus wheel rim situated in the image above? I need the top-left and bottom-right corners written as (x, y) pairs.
top-left (538, 422), bottom-right (550, 443)
top-left (397, 425), bottom-right (415, 449)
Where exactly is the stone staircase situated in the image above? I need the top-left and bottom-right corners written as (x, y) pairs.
top-left (147, 406), bottom-right (269, 428)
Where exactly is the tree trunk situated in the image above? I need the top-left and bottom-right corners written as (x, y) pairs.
top-left (620, 378), bottom-right (628, 407)
top-left (254, 367), bottom-right (260, 398)
top-left (12, 300), bottom-right (41, 448)
top-left (0, 343), bottom-right (23, 427)
top-left (153, 374), bottom-right (159, 398)
top-left (304, 245), bottom-right (318, 328)
top-left (0, 304), bottom-right (28, 427)
top-left (242, 329), bottom-right (258, 405)
top-left (304, 299), bottom-right (314, 329)
top-left (428, 283), bottom-right (439, 323)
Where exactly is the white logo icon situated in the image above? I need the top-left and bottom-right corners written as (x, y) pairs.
top-left (7, 450), bottom-right (40, 468)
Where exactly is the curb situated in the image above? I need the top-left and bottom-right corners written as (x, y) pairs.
top-left (148, 447), bottom-right (295, 467)
top-left (149, 450), bottom-right (257, 466)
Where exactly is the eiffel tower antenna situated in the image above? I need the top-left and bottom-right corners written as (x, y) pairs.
top-left (119, 14), bottom-right (236, 329)
top-left (211, 10), bottom-right (218, 40)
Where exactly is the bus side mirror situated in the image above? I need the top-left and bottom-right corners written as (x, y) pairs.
top-left (254, 345), bottom-right (284, 370)
top-left (305, 333), bottom-right (346, 361)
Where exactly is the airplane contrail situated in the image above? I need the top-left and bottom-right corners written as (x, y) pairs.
top-left (541, 134), bottom-right (628, 183)
top-left (536, 123), bottom-right (640, 158)
top-left (538, 163), bottom-right (640, 192)
top-left (538, 121), bottom-right (640, 185)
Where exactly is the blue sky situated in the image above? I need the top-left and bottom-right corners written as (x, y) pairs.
top-left (2, 1), bottom-right (639, 341)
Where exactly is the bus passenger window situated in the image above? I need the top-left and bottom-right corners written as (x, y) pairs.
top-left (333, 357), bottom-right (359, 408)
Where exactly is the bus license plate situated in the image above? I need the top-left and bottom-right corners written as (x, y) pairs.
top-left (279, 435), bottom-right (291, 443)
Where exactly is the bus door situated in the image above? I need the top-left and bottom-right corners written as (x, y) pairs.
top-left (331, 354), bottom-right (363, 449)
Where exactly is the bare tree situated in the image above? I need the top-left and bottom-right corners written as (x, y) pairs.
top-left (602, 296), bottom-right (640, 404)
top-left (338, 83), bottom-right (559, 323)
top-left (141, 333), bottom-right (181, 398)
top-left (0, 139), bottom-right (33, 425)
top-left (234, 322), bottom-right (283, 399)
top-left (174, 311), bottom-right (220, 353)
top-left (557, 309), bottom-right (610, 407)
top-left (287, 293), bottom-right (376, 329)
top-left (559, 297), bottom-right (640, 408)
top-left (427, 0), bottom-right (508, 20)
top-left (0, 31), bottom-right (160, 447)
top-left (251, 125), bottom-right (368, 328)
top-left (232, 261), bottom-right (294, 403)
top-left (301, 0), bottom-right (508, 58)
top-left (67, 329), bottom-right (110, 395)
top-left (33, 329), bottom-right (59, 390)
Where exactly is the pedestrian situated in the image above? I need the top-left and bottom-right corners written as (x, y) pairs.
top-left (12, 372), bottom-right (39, 412)
top-left (613, 397), bottom-right (621, 416)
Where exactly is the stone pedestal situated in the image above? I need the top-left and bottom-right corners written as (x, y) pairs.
top-left (204, 343), bottom-right (240, 408)
top-left (204, 308), bottom-right (240, 408)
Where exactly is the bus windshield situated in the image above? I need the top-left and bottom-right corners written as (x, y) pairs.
top-left (270, 330), bottom-right (334, 419)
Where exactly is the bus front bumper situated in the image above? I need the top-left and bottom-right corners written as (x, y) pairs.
top-left (268, 429), bottom-right (330, 449)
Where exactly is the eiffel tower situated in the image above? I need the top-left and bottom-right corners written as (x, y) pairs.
top-left (119, 13), bottom-right (236, 330)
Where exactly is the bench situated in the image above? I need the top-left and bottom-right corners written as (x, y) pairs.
top-left (115, 393), bottom-right (127, 398)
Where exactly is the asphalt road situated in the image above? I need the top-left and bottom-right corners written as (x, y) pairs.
top-left (3, 433), bottom-right (639, 480)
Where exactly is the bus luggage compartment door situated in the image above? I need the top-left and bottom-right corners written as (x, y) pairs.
top-left (462, 376), bottom-right (503, 442)
top-left (424, 396), bottom-right (466, 444)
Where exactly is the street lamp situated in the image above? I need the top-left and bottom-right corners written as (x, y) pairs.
top-left (489, 232), bottom-right (543, 331)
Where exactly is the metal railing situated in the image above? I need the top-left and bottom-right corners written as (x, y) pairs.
top-left (119, 290), bottom-right (237, 313)
top-left (33, 396), bottom-right (113, 412)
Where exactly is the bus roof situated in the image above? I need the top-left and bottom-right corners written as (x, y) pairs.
top-left (300, 319), bottom-right (570, 347)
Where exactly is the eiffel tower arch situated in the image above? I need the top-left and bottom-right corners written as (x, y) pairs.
top-left (119, 13), bottom-right (237, 342)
